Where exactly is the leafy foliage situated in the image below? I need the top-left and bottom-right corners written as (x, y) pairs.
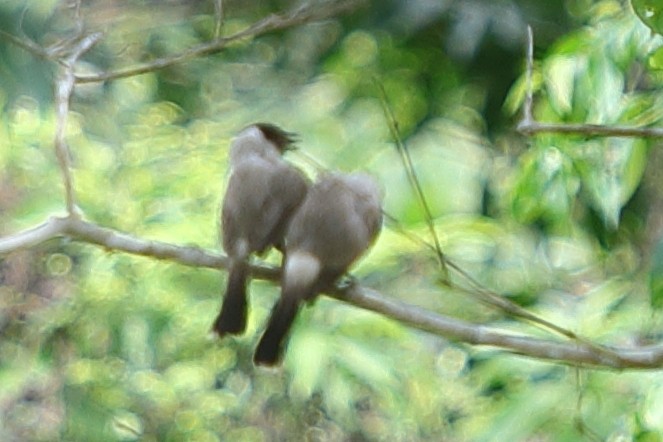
top-left (2, 0), bottom-right (663, 441)
top-left (632, 0), bottom-right (663, 36)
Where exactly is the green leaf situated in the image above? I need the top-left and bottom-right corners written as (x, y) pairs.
top-left (586, 56), bottom-right (624, 123)
top-left (649, 45), bottom-right (663, 69)
top-left (544, 55), bottom-right (579, 115)
top-left (502, 70), bottom-right (543, 117)
top-left (511, 145), bottom-right (578, 228)
top-left (632, 0), bottom-right (663, 36)
top-left (576, 138), bottom-right (648, 229)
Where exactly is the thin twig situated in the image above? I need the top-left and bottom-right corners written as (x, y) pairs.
top-left (382, 215), bottom-right (647, 364)
top-left (72, 0), bottom-right (84, 35)
top-left (0, 30), bottom-right (51, 60)
top-left (74, 0), bottom-right (361, 84)
top-left (213, 0), bottom-right (224, 40)
top-left (518, 25), bottom-right (663, 138)
top-left (375, 72), bottom-right (621, 361)
top-left (54, 32), bottom-right (103, 215)
top-left (523, 24), bottom-right (534, 125)
top-left (375, 80), bottom-right (449, 279)
top-left (518, 122), bottom-right (663, 138)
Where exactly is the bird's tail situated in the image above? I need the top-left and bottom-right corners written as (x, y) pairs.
top-left (254, 251), bottom-right (320, 365)
top-left (212, 260), bottom-right (249, 336)
top-left (253, 298), bottom-right (300, 366)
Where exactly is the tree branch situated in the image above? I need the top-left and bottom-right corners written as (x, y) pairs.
top-left (2, 4), bottom-right (660, 372)
top-left (74, 0), bottom-right (362, 84)
top-left (213, 0), bottom-right (225, 40)
top-left (0, 215), bottom-right (661, 370)
top-left (0, 30), bottom-right (51, 61)
top-left (376, 77), bottom-right (621, 363)
top-left (518, 121), bottom-right (663, 138)
top-left (54, 32), bottom-right (103, 215)
top-left (0, 217), bottom-right (70, 253)
top-left (517, 25), bottom-right (663, 138)
top-left (336, 283), bottom-right (663, 369)
top-left (0, 1), bottom-right (361, 84)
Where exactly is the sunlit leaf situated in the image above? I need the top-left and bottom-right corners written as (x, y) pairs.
top-left (632, 0), bottom-right (663, 36)
top-left (576, 138), bottom-right (647, 229)
top-left (649, 45), bottom-right (663, 69)
top-left (544, 55), bottom-right (580, 115)
top-left (511, 145), bottom-right (578, 228)
top-left (586, 56), bottom-right (624, 123)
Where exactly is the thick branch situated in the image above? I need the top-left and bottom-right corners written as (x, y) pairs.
top-left (0, 216), bottom-right (662, 370)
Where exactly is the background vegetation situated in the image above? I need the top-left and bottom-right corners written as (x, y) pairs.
top-left (2, 0), bottom-right (663, 440)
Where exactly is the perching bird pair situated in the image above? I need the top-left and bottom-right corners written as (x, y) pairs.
top-left (212, 123), bottom-right (383, 366)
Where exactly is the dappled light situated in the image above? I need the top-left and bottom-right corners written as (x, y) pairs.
top-left (3, 0), bottom-right (663, 440)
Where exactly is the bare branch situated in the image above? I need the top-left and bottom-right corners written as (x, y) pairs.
top-left (64, 217), bottom-right (230, 271)
top-left (522, 24), bottom-right (534, 125)
top-left (0, 216), bottom-right (661, 369)
top-left (53, 32), bottom-right (103, 215)
top-left (334, 283), bottom-right (663, 369)
top-left (373, 78), bottom-right (625, 362)
top-left (2, 1), bottom-right (660, 372)
top-left (213, 0), bottom-right (224, 40)
top-left (518, 121), bottom-right (663, 138)
top-left (72, 0), bottom-right (84, 35)
top-left (518, 26), bottom-right (663, 138)
top-left (74, 0), bottom-right (362, 84)
top-left (0, 217), bottom-right (69, 254)
top-left (0, 30), bottom-right (52, 61)
top-left (375, 80), bottom-right (449, 279)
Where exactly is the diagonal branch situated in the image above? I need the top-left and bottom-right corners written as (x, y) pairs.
top-left (0, 30), bottom-right (52, 61)
top-left (376, 80), bottom-right (449, 280)
top-left (336, 284), bottom-right (663, 369)
top-left (374, 78), bottom-right (622, 363)
top-left (0, 1), bottom-right (361, 84)
top-left (0, 216), bottom-right (661, 369)
top-left (74, 0), bottom-right (362, 84)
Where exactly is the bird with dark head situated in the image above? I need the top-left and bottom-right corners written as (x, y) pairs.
top-left (254, 172), bottom-right (383, 366)
top-left (212, 123), bottom-right (309, 336)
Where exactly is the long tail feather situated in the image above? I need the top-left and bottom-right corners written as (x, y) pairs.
top-left (212, 261), bottom-right (249, 336)
top-left (253, 299), bottom-right (299, 366)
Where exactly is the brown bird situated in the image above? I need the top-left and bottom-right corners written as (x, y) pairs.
top-left (254, 172), bottom-right (383, 366)
top-left (212, 123), bottom-right (309, 336)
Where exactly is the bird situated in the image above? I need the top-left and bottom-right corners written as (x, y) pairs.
top-left (254, 172), bottom-right (383, 366)
top-left (212, 123), bottom-right (309, 337)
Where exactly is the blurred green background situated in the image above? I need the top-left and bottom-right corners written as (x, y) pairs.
top-left (3, 0), bottom-right (663, 440)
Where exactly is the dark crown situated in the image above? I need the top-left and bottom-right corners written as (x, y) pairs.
top-left (254, 123), bottom-right (298, 151)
